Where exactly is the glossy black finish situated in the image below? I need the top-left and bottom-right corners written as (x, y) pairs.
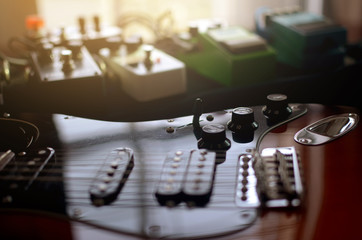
top-left (0, 103), bottom-right (307, 239)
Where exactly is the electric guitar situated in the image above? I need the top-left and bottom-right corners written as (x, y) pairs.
top-left (0, 96), bottom-right (361, 240)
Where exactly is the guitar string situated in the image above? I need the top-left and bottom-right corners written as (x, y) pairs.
top-left (0, 149), bottom-right (250, 207)
top-left (1, 171), bottom-right (253, 208)
top-left (0, 151), bottom-right (245, 182)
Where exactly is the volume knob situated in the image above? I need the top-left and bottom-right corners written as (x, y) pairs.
top-left (197, 124), bottom-right (231, 150)
top-left (263, 94), bottom-right (292, 123)
top-left (228, 107), bottom-right (258, 143)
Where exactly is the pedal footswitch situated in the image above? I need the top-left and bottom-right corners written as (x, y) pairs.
top-left (89, 148), bottom-right (134, 206)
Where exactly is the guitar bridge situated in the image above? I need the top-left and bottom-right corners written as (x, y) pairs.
top-left (236, 147), bottom-right (303, 208)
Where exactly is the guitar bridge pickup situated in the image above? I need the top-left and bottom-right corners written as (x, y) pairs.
top-left (236, 147), bottom-right (303, 208)
top-left (155, 150), bottom-right (216, 207)
top-left (89, 148), bottom-right (134, 206)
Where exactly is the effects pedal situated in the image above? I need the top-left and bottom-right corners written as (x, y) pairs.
top-left (255, 7), bottom-right (347, 69)
top-left (49, 15), bottom-right (122, 53)
top-left (100, 44), bottom-right (186, 102)
top-left (174, 23), bottom-right (276, 86)
top-left (29, 42), bottom-right (105, 100)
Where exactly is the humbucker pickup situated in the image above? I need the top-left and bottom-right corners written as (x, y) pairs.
top-left (155, 150), bottom-right (216, 207)
top-left (89, 148), bottom-right (134, 206)
top-left (236, 147), bottom-right (303, 208)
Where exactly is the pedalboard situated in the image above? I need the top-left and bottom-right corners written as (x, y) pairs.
top-left (101, 44), bottom-right (187, 102)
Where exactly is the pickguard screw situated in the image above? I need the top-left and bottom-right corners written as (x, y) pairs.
top-left (148, 225), bottom-right (161, 237)
top-left (72, 208), bottom-right (83, 218)
top-left (166, 127), bottom-right (175, 133)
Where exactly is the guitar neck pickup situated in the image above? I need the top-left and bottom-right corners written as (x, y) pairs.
top-left (89, 147), bottom-right (134, 207)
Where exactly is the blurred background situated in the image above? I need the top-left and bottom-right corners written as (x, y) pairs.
top-left (0, 0), bottom-right (361, 120)
top-left (1, 0), bottom-right (361, 52)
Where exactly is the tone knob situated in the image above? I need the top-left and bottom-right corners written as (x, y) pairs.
top-left (197, 124), bottom-right (231, 150)
top-left (228, 107), bottom-right (258, 143)
top-left (263, 94), bottom-right (292, 123)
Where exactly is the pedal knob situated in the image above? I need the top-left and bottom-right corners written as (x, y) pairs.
top-left (93, 15), bottom-right (101, 32)
top-left (143, 45), bottom-right (154, 70)
top-left (78, 16), bottom-right (86, 35)
top-left (263, 94), bottom-right (292, 123)
top-left (198, 124), bottom-right (231, 150)
top-left (124, 35), bottom-right (142, 53)
top-left (67, 40), bottom-right (83, 59)
top-left (228, 107), bottom-right (258, 143)
top-left (106, 36), bottom-right (122, 52)
top-left (38, 42), bottom-right (54, 63)
top-left (61, 49), bottom-right (75, 73)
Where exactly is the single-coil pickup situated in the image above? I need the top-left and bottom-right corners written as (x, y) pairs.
top-left (89, 147), bottom-right (134, 206)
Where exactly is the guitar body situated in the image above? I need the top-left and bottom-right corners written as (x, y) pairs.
top-left (0, 103), bottom-right (361, 240)
top-left (259, 104), bottom-right (362, 240)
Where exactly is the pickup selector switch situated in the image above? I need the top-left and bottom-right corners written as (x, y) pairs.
top-left (198, 124), bottom-right (231, 150)
top-left (263, 94), bottom-right (292, 123)
top-left (228, 107), bottom-right (258, 143)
